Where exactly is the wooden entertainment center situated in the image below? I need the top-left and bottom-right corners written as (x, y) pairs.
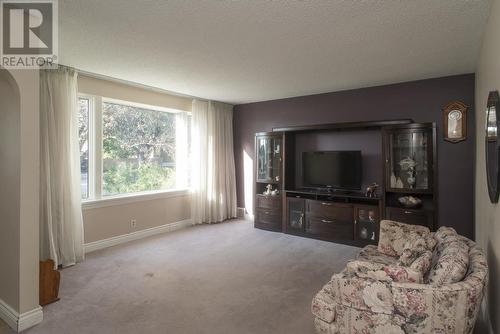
top-left (254, 120), bottom-right (437, 247)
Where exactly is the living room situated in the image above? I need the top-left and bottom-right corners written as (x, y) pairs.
top-left (0, 1), bottom-right (499, 333)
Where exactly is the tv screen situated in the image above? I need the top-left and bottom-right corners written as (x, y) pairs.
top-left (302, 151), bottom-right (362, 190)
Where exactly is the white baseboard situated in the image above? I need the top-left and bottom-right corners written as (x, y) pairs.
top-left (84, 219), bottom-right (194, 253)
top-left (0, 299), bottom-right (43, 332)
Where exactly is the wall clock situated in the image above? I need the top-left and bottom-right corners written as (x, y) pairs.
top-left (443, 101), bottom-right (468, 143)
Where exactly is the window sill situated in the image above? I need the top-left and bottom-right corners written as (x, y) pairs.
top-left (82, 189), bottom-right (191, 210)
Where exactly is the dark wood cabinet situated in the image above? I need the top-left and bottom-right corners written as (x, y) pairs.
top-left (306, 200), bottom-right (353, 222)
top-left (253, 120), bottom-right (437, 246)
top-left (256, 194), bottom-right (281, 210)
top-left (354, 204), bottom-right (379, 243)
top-left (254, 132), bottom-right (283, 231)
top-left (255, 194), bottom-right (282, 231)
top-left (255, 208), bottom-right (281, 231)
top-left (383, 123), bottom-right (437, 230)
top-left (286, 197), bottom-right (305, 233)
top-left (386, 207), bottom-right (433, 229)
top-left (256, 134), bottom-right (282, 183)
top-left (384, 125), bottom-right (434, 193)
top-left (305, 200), bottom-right (354, 240)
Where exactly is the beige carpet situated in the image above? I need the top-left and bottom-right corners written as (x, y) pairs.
top-left (1, 219), bottom-right (359, 334)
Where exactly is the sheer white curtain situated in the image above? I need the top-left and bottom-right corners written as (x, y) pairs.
top-left (191, 100), bottom-right (237, 224)
top-left (40, 67), bottom-right (84, 268)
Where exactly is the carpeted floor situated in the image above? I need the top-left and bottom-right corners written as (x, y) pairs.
top-left (1, 219), bottom-right (359, 334)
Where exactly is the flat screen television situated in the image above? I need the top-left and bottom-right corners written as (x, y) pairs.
top-left (302, 151), bottom-right (362, 190)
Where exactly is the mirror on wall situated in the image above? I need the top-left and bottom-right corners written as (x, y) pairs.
top-left (486, 90), bottom-right (500, 203)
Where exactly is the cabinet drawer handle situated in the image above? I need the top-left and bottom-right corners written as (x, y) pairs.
top-left (321, 202), bottom-right (332, 206)
top-left (404, 210), bottom-right (413, 214)
top-left (321, 219), bottom-right (334, 223)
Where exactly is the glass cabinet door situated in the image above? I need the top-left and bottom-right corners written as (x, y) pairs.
top-left (387, 130), bottom-right (432, 191)
top-left (287, 198), bottom-right (305, 231)
top-left (354, 206), bottom-right (379, 242)
top-left (256, 136), bottom-right (282, 182)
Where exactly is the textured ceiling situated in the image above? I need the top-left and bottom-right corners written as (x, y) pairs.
top-left (59, 0), bottom-right (492, 104)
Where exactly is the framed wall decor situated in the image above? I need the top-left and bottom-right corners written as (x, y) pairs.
top-left (443, 101), bottom-right (468, 143)
top-left (485, 91), bottom-right (500, 203)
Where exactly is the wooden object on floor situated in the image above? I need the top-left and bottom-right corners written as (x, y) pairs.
top-left (39, 259), bottom-right (60, 306)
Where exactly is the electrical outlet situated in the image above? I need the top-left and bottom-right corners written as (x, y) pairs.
top-left (130, 219), bottom-right (137, 228)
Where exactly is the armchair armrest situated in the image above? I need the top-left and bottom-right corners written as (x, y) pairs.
top-left (323, 270), bottom-right (395, 315)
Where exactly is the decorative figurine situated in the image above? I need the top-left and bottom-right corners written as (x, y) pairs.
top-left (399, 156), bottom-right (417, 189)
top-left (365, 183), bottom-right (379, 198)
top-left (263, 184), bottom-right (273, 196)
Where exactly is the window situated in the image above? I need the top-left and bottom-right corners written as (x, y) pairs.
top-left (78, 96), bottom-right (190, 201)
top-left (78, 97), bottom-right (90, 199)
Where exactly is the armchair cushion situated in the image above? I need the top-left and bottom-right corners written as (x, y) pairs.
top-left (408, 250), bottom-right (433, 273)
top-left (378, 220), bottom-right (432, 257)
top-left (346, 260), bottom-right (424, 283)
top-left (427, 233), bottom-right (469, 285)
top-left (398, 233), bottom-right (430, 266)
top-left (357, 245), bottom-right (398, 266)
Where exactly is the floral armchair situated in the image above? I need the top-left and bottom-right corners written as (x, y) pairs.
top-left (311, 221), bottom-right (488, 334)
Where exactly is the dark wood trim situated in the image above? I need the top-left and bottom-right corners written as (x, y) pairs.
top-left (272, 119), bottom-right (413, 132)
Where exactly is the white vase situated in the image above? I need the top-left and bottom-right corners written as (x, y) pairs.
top-left (396, 177), bottom-right (404, 188)
top-left (390, 173), bottom-right (397, 188)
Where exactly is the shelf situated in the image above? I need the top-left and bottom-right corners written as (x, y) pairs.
top-left (272, 119), bottom-right (413, 133)
top-left (387, 206), bottom-right (434, 212)
top-left (256, 180), bottom-right (280, 184)
top-left (386, 189), bottom-right (432, 194)
top-left (285, 189), bottom-right (381, 201)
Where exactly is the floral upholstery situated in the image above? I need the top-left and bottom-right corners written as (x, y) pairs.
top-left (357, 245), bottom-right (399, 266)
top-left (377, 220), bottom-right (433, 257)
top-left (312, 223), bottom-right (488, 334)
top-left (408, 251), bottom-right (433, 273)
top-left (426, 227), bottom-right (470, 285)
top-left (346, 260), bottom-right (424, 284)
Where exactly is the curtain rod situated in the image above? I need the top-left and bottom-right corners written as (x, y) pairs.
top-left (59, 64), bottom-right (210, 102)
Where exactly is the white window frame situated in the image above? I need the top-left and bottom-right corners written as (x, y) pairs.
top-left (79, 94), bottom-right (191, 207)
top-left (78, 94), bottom-right (96, 200)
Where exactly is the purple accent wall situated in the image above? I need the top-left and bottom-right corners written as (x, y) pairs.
top-left (233, 74), bottom-right (475, 239)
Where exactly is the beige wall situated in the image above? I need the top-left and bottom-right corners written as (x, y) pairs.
top-left (83, 194), bottom-right (191, 243)
top-left (78, 74), bottom-right (192, 111)
top-left (15, 69), bottom-right (40, 314)
top-left (0, 69), bottom-right (40, 317)
top-left (0, 70), bottom-right (21, 311)
top-left (475, 0), bottom-right (500, 332)
top-left (78, 75), bottom-right (192, 244)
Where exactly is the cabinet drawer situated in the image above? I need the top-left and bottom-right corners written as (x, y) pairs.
top-left (305, 216), bottom-right (353, 240)
top-left (386, 207), bottom-right (433, 229)
top-left (256, 195), bottom-right (282, 210)
top-left (255, 208), bottom-right (281, 226)
top-left (306, 200), bottom-right (353, 222)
